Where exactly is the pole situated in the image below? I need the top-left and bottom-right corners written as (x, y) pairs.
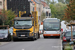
top-left (71, 25), bottom-right (73, 41)
top-left (3, 0), bottom-right (5, 25)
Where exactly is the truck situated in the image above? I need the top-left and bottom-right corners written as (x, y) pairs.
top-left (11, 11), bottom-right (40, 41)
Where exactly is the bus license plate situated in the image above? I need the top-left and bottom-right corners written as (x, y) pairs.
top-left (51, 35), bottom-right (53, 36)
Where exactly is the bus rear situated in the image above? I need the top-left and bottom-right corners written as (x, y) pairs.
top-left (43, 18), bottom-right (61, 38)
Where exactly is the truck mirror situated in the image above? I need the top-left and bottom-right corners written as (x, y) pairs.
top-left (32, 21), bottom-right (34, 26)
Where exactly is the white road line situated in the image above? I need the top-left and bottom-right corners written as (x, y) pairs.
top-left (61, 40), bottom-right (62, 50)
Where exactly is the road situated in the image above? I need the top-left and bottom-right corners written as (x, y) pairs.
top-left (0, 35), bottom-right (62, 50)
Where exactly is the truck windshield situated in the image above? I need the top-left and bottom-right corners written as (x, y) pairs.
top-left (14, 20), bottom-right (32, 26)
top-left (43, 22), bottom-right (60, 31)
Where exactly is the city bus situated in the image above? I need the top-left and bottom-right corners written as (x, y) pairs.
top-left (43, 18), bottom-right (61, 38)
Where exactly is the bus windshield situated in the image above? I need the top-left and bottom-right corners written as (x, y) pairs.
top-left (43, 22), bottom-right (60, 31)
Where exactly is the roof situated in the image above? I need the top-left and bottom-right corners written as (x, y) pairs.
top-left (14, 17), bottom-right (33, 20)
top-left (41, 1), bottom-right (49, 8)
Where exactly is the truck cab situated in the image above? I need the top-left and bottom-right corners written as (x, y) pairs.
top-left (13, 17), bottom-right (39, 41)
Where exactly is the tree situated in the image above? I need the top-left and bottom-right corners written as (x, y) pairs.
top-left (50, 2), bottom-right (67, 20)
top-left (5, 10), bottom-right (16, 25)
top-left (63, 0), bottom-right (75, 23)
top-left (45, 0), bottom-right (56, 5)
top-left (65, 0), bottom-right (70, 4)
top-left (55, 2), bottom-right (67, 20)
top-left (45, 0), bottom-right (51, 5)
top-left (50, 4), bottom-right (57, 18)
top-left (50, 0), bottom-right (56, 4)
top-left (0, 9), bottom-right (7, 25)
top-left (58, 0), bottom-right (70, 4)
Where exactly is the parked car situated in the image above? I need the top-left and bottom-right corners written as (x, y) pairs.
top-left (0, 25), bottom-right (11, 41)
top-left (63, 31), bottom-right (75, 42)
top-left (62, 31), bottom-right (75, 50)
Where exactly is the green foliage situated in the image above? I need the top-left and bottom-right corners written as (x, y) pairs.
top-left (50, 0), bottom-right (56, 4)
top-left (50, 2), bottom-right (67, 20)
top-left (5, 10), bottom-right (16, 25)
top-left (50, 4), bottom-right (57, 18)
top-left (45, 0), bottom-right (51, 5)
top-left (45, 0), bottom-right (56, 5)
top-left (0, 9), bottom-right (7, 25)
top-left (64, 43), bottom-right (72, 50)
top-left (58, 0), bottom-right (70, 4)
top-left (63, 0), bottom-right (75, 22)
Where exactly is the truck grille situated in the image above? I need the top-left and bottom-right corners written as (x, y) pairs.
top-left (16, 30), bottom-right (30, 37)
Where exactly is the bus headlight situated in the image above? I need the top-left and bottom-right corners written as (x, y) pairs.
top-left (57, 31), bottom-right (60, 34)
top-left (44, 31), bottom-right (46, 34)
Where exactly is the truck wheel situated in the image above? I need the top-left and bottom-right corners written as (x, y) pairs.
top-left (38, 33), bottom-right (40, 39)
top-left (31, 38), bottom-right (34, 41)
top-left (7, 34), bottom-right (11, 41)
top-left (13, 37), bottom-right (17, 41)
top-left (35, 33), bottom-right (38, 40)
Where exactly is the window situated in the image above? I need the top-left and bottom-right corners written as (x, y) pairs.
top-left (0, 1), bottom-right (2, 5)
top-left (33, 7), bottom-right (34, 11)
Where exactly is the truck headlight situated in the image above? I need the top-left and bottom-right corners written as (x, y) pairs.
top-left (30, 32), bottom-right (34, 36)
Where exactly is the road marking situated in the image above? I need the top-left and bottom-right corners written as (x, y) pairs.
top-left (61, 40), bottom-right (62, 50)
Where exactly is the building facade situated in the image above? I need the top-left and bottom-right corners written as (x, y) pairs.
top-left (0, 0), bottom-right (3, 9)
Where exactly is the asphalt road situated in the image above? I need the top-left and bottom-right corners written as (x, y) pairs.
top-left (0, 34), bottom-right (62, 50)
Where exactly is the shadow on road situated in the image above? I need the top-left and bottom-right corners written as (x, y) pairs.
top-left (12, 39), bottom-right (38, 42)
top-left (44, 37), bottom-right (60, 39)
